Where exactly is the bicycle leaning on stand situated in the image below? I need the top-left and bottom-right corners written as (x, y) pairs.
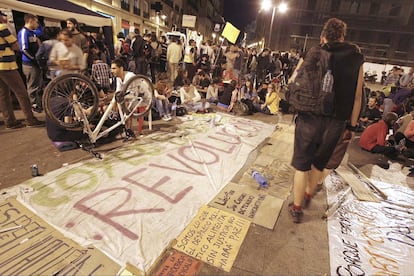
top-left (42, 73), bottom-right (154, 157)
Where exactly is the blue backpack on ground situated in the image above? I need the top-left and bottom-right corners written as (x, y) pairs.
top-left (286, 45), bottom-right (335, 116)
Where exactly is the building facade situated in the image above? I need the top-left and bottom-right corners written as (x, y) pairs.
top-left (69, 0), bottom-right (222, 42)
top-left (256, 0), bottom-right (414, 66)
top-left (182, 0), bottom-right (224, 42)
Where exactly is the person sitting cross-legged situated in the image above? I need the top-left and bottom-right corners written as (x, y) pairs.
top-left (358, 96), bottom-right (382, 130)
top-left (359, 112), bottom-right (400, 157)
top-left (179, 79), bottom-right (210, 113)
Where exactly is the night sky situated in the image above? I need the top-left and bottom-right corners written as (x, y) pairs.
top-left (223, 0), bottom-right (258, 31)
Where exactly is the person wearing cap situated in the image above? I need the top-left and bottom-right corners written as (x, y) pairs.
top-left (0, 11), bottom-right (44, 129)
top-left (66, 18), bottom-right (88, 65)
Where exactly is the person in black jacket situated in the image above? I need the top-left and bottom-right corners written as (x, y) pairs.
top-left (131, 28), bottom-right (146, 75)
top-left (256, 48), bottom-right (271, 85)
top-left (289, 18), bottom-right (364, 223)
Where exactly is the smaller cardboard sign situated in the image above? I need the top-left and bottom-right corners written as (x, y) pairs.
top-left (173, 206), bottom-right (250, 272)
top-left (153, 250), bottom-right (201, 276)
top-left (221, 22), bottom-right (240, 44)
top-left (182, 14), bottom-right (196, 28)
top-left (209, 182), bottom-right (283, 229)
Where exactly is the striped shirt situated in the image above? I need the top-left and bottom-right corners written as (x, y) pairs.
top-left (0, 24), bottom-right (18, 70)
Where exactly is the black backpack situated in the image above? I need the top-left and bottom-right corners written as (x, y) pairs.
top-left (286, 45), bottom-right (335, 116)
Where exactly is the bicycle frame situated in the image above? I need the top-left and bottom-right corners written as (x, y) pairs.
top-left (72, 92), bottom-right (141, 144)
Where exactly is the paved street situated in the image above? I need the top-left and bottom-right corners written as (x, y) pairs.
top-left (0, 108), bottom-right (412, 275)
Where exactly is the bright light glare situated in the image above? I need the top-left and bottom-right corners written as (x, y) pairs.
top-left (212, 33), bottom-right (216, 38)
top-left (278, 2), bottom-right (288, 13)
top-left (261, 0), bottom-right (272, 11)
top-left (161, 14), bottom-right (167, 20)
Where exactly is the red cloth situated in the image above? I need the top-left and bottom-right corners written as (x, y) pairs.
top-left (359, 120), bottom-right (388, 151)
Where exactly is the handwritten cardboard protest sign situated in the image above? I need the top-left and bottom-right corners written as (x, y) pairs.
top-left (326, 178), bottom-right (414, 276)
top-left (209, 182), bottom-right (283, 229)
top-left (153, 250), bottom-right (200, 276)
top-left (0, 197), bottom-right (120, 276)
top-left (173, 205), bottom-right (250, 272)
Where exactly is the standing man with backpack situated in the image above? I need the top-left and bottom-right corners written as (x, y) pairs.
top-left (288, 18), bottom-right (364, 223)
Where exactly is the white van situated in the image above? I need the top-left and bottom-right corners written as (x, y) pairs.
top-left (165, 31), bottom-right (187, 46)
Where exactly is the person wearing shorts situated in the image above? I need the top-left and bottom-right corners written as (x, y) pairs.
top-left (289, 18), bottom-right (364, 223)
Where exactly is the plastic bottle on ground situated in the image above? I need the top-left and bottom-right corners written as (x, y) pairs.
top-left (252, 170), bottom-right (267, 188)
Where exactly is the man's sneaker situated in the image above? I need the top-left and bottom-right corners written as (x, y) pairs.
top-left (162, 115), bottom-right (171, 121)
top-left (26, 119), bottom-right (45, 127)
top-left (289, 203), bottom-right (303, 223)
top-left (5, 121), bottom-right (25, 129)
top-left (32, 104), bottom-right (43, 113)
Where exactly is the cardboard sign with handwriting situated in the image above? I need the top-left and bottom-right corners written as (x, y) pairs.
top-left (173, 205), bottom-right (250, 272)
top-left (0, 197), bottom-right (120, 276)
top-left (153, 250), bottom-right (200, 276)
top-left (209, 182), bottom-right (283, 229)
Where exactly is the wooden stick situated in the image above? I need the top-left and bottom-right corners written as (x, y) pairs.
top-left (348, 163), bottom-right (388, 200)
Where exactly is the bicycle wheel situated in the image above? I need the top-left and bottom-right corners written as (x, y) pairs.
top-left (43, 73), bottom-right (99, 129)
top-left (121, 74), bottom-right (154, 118)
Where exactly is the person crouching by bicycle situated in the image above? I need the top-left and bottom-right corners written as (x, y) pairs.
top-left (49, 29), bottom-right (86, 77)
top-left (110, 58), bottom-right (136, 132)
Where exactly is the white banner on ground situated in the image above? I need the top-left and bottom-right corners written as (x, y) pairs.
top-left (2, 114), bottom-right (274, 273)
top-left (326, 168), bottom-right (414, 276)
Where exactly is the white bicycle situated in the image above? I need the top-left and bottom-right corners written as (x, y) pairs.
top-left (43, 73), bottom-right (153, 156)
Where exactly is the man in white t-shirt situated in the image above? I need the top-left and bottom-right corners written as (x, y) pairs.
top-left (49, 28), bottom-right (85, 76)
top-left (110, 58), bottom-right (135, 92)
top-left (110, 58), bottom-right (136, 132)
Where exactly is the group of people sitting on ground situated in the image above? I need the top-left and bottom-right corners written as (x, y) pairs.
top-left (149, 65), bottom-right (284, 121)
top-left (355, 66), bottom-right (414, 159)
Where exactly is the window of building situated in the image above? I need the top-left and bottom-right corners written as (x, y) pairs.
top-left (307, 0), bottom-right (317, 10)
top-left (142, 0), bottom-right (149, 18)
top-left (397, 36), bottom-right (410, 51)
top-left (349, 0), bottom-right (360, 14)
top-left (300, 25), bottom-right (313, 37)
top-left (121, 19), bottom-right (130, 34)
top-left (347, 29), bottom-right (356, 41)
top-left (121, 0), bottom-right (130, 11)
top-left (369, 2), bottom-right (380, 15)
top-left (389, 3), bottom-right (402, 17)
top-left (133, 0), bottom-right (140, 15)
top-left (378, 33), bottom-right (391, 45)
top-left (359, 30), bottom-right (372, 43)
top-left (330, 0), bottom-right (341, 13)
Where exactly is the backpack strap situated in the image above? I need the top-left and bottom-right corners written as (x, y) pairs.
top-left (321, 44), bottom-right (334, 71)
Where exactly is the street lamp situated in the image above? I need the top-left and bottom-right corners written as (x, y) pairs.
top-left (261, 0), bottom-right (288, 49)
